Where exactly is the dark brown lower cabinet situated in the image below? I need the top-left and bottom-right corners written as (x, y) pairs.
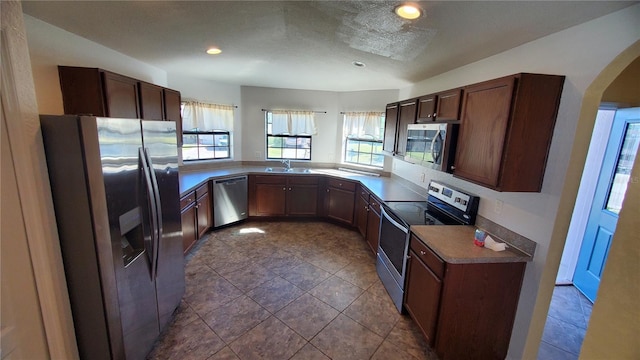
top-left (180, 197), bottom-right (197, 254)
top-left (404, 249), bottom-right (442, 347)
top-left (325, 178), bottom-right (356, 225)
top-left (249, 175), bottom-right (319, 217)
top-left (180, 182), bottom-right (212, 254)
top-left (405, 234), bottom-right (526, 360)
top-left (365, 197), bottom-right (381, 254)
top-left (286, 177), bottom-right (319, 216)
top-left (196, 190), bottom-right (211, 238)
top-left (355, 189), bottom-right (369, 237)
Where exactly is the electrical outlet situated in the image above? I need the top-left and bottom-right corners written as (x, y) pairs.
top-left (495, 200), bottom-right (503, 214)
top-left (254, 151), bottom-right (262, 159)
top-left (420, 173), bottom-right (426, 183)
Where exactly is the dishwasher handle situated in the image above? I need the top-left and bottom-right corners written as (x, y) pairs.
top-left (214, 176), bottom-right (247, 186)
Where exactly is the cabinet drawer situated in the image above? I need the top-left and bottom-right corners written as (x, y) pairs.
top-left (180, 192), bottom-right (196, 210)
top-left (288, 176), bottom-right (318, 185)
top-left (195, 182), bottom-right (209, 199)
top-left (327, 178), bottom-right (356, 191)
top-left (368, 196), bottom-right (381, 214)
top-left (358, 187), bottom-right (370, 201)
top-left (410, 234), bottom-right (445, 278)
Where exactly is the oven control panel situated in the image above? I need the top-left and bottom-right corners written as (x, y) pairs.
top-left (428, 181), bottom-right (472, 212)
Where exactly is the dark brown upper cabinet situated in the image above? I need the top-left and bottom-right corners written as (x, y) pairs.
top-left (382, 102), bottom-right (400, 155)
top-left (163, 88), bottom-right (183, 146)
top-left (453, 73), bottom-right (565, 192)
top-left (59, 66), bottom-right (140, 118)
top-left (58, 66), bottom-right (183, 145)
top-left (416, 88), bottom-right (462, 123)
top-left (138, 82), bottom-right (164, 120)
top-left (396, 99), bottom-right (418, 157)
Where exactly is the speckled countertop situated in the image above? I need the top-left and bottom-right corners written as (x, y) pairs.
top-left (179, 166), bottom-right (427, 202)
top-left (411, 225), bottom-right (532, 264)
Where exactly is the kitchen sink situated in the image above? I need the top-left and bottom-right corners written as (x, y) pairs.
top-left (264, 167), bottom-right (311, 173)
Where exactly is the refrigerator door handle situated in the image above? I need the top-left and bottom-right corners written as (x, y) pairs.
top-left (144, 148), bottom-right (163, 280)
top-left (139, 147), bottom-right (158, 280)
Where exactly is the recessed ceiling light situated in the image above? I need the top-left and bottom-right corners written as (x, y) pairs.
top-left (394, 3), bottom-right (422, 20)
top-left (352, 60), bottom-right (366, 68)
top-left (206, 47), bottom-right (222, 55)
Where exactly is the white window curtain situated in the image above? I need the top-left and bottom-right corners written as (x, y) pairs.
top-left (182, 101), bottom-right (234, 131)
top-left (343, 112), bottom-right (384, 140)
top-left (270, 110), bottom-right (316, 135)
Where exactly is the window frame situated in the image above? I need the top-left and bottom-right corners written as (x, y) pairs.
top-left (182, 129), bottom-right (231, 162)
top-left (341, 112), bottom-right (386, 168)
top-left (344, 136), bottom-right (384, 168)
top-left (265, 111), bottom-right (313, 161)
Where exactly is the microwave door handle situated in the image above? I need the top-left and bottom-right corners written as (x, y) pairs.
top-left (430, 130), bottom-right (442, 163)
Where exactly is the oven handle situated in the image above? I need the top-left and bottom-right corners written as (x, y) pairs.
top-left (380, 206), bottom-right (409, 234)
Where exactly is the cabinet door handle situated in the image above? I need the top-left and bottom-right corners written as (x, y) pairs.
top-left (326, 189), bottom-right (330, 193)
top-left (288, 187), bottom-right (292, 191)
top-left (420, 250), bottom-right (426, 255)
top-left (433, 112), bottom-right (437, 118)
top-left (283, 187), bottom-right (286, 191)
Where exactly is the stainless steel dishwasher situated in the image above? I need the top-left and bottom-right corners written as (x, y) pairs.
top-left (213, 175), bottom-right (248, 227)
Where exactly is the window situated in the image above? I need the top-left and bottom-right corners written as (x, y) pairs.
top-left (182, 130), bottom-right (230, 160)
top-left (343, 112), bottom-right (385, 167)
top-left (181, 101), bottom-right (234, 161)
top-left (266, 110), bottom-right (315, 160)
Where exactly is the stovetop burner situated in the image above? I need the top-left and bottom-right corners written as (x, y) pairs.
top-left (384, 201), bottom-right (452, 226)
top-left (383, 181), bottom-right (480, 227)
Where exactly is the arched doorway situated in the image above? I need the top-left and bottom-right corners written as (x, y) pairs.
top-left (524, 40), bottom-right (640, 359)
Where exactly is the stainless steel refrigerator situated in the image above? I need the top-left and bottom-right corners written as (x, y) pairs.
top-left (41, 116), bottom-right (185, 360)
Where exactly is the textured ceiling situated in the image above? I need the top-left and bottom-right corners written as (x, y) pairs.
top-left (22, 1), bottom-right (636, 91)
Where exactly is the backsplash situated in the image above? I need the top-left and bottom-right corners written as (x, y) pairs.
top-left (475, 216), bottom-right (537, 257)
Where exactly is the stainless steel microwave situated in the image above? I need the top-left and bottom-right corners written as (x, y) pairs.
top-left (404, 123), bottom-right (459, 173)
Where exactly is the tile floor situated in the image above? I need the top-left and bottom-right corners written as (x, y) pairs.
top-left (148, 221), bottom-right (439, 360)
top-left (537, 285), bottom-right (593, 360)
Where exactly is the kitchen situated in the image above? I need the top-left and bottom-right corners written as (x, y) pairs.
top-left (2, 1), bottom-right (639, 360)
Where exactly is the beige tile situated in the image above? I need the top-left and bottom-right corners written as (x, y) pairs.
top-left (245, 276), bottom-right (305, 313)
top-left (335, 261), bottom-right (379, 289)
top-left (208, 249), bottom-right (257, 275)
top-left (309, 275), bottom-right (364, 311)
top-left (386, 315), bottom-right (433, 360)
top-left (282, 261), bottom-right (332, 290)
top-left (208, 346), bottom-right (240, 360)
top-left (371, 339), bottom-right (436, 360)
top-left (220, 263), bottom-right (277, 292)
top-left (167, 300), bottom-right (199, 329)
top-left (148, 318), bottom-right (225, 360)
top-left (344, 290), bottom-right (400, 337)
top-left (229, 316), bottom-right (306, 360)
top-left (290, 343), bottom-right (330, 360)
top-left (184, 273), bottom-right (243, 316)
top-left (275, 293), bottom-right (339, 340)
top-left (306, 250), bottom-right (351, 274)
top-left (311, 314), bottom-right (384, 360)
top-left (201, 295), bottom-right (270, 343)
top-left (257, 251), bottom-right (305, 276)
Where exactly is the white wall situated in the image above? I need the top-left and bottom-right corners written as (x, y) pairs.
top-left (24, 15), bottom-right (167, 115)
top-left (240, 86), bottom-right (398, 165)
top-left (392, 5), bottom-right (640, 359)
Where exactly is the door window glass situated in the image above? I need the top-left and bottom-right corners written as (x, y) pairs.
top-left (605, 123), bottom-right (640, 214)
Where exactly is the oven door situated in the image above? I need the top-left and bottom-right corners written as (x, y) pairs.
top-left (377, 205), bottom-right (411, 312)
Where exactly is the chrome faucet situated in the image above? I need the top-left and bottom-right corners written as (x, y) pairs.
top-left (281, 159), bottom-right (291, 170)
